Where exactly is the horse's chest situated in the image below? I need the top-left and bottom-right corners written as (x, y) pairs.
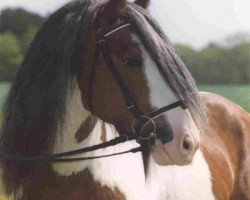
top-left (20, 150), bottom-right (215, 200)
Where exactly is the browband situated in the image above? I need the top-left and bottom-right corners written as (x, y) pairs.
top-left (97, 20), bottom-right (131, 40)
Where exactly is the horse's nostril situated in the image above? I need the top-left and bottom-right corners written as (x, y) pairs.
top-left (181, 136), bottom-right (194, 154)
top-left (183, 139), bottom-right (191, 150)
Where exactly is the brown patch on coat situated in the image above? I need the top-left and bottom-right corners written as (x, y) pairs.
top-left (19, 166), bottom-right (126, 200)
top-left (200, 92), bottom-right (250, 199)
top-left (75, 115), bottom-right (97, 143)
top-left (66, 169), bottom-right (126, 200)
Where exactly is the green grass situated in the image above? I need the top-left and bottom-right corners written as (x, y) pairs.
top-left (199, 85), bottom-right (250, 112)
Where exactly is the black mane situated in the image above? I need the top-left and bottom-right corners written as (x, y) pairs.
top-left (0, 0), bottom-right (204, 194)
top-left (0, 1), bottom-right (93, 194)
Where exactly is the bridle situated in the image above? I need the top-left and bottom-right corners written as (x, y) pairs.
top-left (89, 20), bottom-right (187, 143)
top-left (0, 20), bottom-right (187, 163)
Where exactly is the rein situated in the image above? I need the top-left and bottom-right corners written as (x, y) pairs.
top-left (0, 20), bottom-right (187, 163)
top-left (0, 134), bottom-right (141, 162)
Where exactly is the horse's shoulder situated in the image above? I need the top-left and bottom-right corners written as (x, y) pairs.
top-left (201, 91), bottom-right (250, 140)
top-left (200, 91), bottom-right (250, 148)
top-left (200, 91), bottom-right (250, 122)
top-left (200, 91), bottom-right (250, 199)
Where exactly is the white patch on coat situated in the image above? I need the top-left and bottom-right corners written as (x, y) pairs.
top-left (147, 150), bottom-right (216, 200)
top-left (52, 81), bottom-right (91, 175)
top-left (133, 35), bottom-right (178, 108)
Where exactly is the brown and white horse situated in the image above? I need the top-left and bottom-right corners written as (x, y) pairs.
top-left (0, 0), bottom-right (250, 199)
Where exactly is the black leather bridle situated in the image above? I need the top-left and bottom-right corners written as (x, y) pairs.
top-left (89, 20), bottom-right (188, 143)
top-left (0, 21), bottom-right (187, 163)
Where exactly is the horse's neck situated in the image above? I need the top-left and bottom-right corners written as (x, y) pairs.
top-left (52, 82), bottom-right (146, 199)
top-left (53, 119), bottom-right (147, 199)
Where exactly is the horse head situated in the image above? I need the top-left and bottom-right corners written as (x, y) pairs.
top-left (77, 0), bottom-right (203, 166)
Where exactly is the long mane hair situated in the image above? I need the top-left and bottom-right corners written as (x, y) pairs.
top-left (0, 0), bottom-right (204, 194)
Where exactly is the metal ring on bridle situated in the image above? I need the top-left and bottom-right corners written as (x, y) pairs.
top-left (98, 38), bottom-right (106, 45)
top-left (132, 115), bottom-right (157, 141)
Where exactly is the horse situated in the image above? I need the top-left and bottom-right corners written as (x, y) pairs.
top-left (0, 0), bottom-right (250, 199)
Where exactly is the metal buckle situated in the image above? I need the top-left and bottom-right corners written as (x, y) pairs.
top-left (132, 115), bottom-right (156, 142)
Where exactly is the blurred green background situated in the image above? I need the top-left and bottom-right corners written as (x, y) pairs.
top-left (0, 8), bottom-right (249, 117)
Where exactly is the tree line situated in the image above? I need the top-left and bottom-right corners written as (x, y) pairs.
top-left (0, 8), bottom-right (43, 82)
top-left (175, 38), bottom-right (250, 84)
top-left (0, 8), bottom-right (250, 84)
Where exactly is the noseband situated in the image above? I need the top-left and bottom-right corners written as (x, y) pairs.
top-left (0, 21), bottom-right (187, 163)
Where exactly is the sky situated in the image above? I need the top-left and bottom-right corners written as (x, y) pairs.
top-left (0, 0), bottom-right (250, 49)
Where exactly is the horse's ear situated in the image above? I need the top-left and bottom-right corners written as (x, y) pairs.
top-left (98, 0), bottom-right (126, 26)
top-left (134, 0), bottom-right (150, 9)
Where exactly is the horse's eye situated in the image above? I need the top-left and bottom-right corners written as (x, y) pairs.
top-left (123, 57), bottom-right (143, 67)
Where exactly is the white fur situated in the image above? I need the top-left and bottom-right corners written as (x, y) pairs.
top-left (133, 34), bottom-right (195, 128)
top-left (137, 36), bottom-right (178, 108)
top-left (148, 150), bottom-right (216, 200)
top-left (52, 81), bottom-right (91, 175)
